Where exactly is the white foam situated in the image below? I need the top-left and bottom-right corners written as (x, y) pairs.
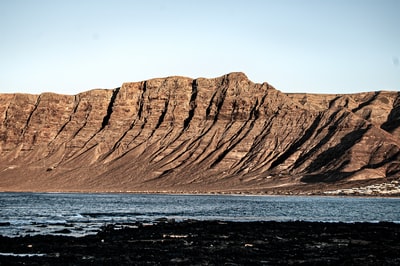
top-left (0, 252), bottom-right (47, 257)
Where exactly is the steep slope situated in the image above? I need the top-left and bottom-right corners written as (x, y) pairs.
top-left (1, 73), bottom-right (399, 194)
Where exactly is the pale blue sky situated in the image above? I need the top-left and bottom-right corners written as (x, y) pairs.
top-left (1, 0), bottom-right (399, 94)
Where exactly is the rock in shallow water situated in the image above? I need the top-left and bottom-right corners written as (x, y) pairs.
top-left (0, 220), bottom-right (399, 265)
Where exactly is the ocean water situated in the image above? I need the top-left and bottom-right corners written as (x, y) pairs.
top-left (0, 193), bottom-right (399, 237)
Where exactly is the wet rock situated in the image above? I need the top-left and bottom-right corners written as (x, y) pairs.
top-left (0, 220), bottom-right (399, 265)
top-left (53, 229), bottom-right (71, 234)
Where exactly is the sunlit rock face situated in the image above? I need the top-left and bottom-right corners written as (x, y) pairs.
top-left (1, 72), bottom-right (399, 194)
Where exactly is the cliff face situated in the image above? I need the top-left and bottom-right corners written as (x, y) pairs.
top-left (1, 72), bottom-right (399, 193)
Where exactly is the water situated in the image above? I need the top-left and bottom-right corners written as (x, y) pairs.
top-left (0, 193), bottom-right (399, 237)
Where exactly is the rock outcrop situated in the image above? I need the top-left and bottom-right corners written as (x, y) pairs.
top-left (1, 72), bottom-right (399, 194)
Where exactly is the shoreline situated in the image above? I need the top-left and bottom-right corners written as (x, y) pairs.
top-left (1, 190), bottom-right (399, 198)
top-left (1, 220), bottom-right (399, 265)
top-left (1, 180), bottom-right (400, 197)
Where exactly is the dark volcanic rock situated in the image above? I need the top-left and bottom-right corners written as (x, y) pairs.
top-left (0, 73), bottom-right (400, 193)
top-left (0, 221), bottom-right (399, 265)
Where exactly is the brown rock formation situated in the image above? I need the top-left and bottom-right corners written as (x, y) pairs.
top-left (1, 72), bottom-right (399, 193)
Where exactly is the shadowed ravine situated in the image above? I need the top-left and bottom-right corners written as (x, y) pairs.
top-left (1, 72), bottom-right (400, 194)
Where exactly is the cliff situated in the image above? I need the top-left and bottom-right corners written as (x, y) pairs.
top-left (1, 72), bottom-right (399, 194)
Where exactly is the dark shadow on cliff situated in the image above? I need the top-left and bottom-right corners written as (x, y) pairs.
top-left (301, 171), bottom-right (355, 183)
top-left (301, 125), bottom-right (371, 183)
top-left (381, 92), bottom-right (400, 133)
top-left (270, 113), bottom-right (322, 169)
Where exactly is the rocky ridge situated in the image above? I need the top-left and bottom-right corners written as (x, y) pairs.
top-left (1, 72), bottom-right (399, 194)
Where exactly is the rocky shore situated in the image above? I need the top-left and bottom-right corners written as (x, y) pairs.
top-left (1, 220), bottom-right (399, 265)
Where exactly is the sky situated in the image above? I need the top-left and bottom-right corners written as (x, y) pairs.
top-left (1, 0), bottom-right (399, 95)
